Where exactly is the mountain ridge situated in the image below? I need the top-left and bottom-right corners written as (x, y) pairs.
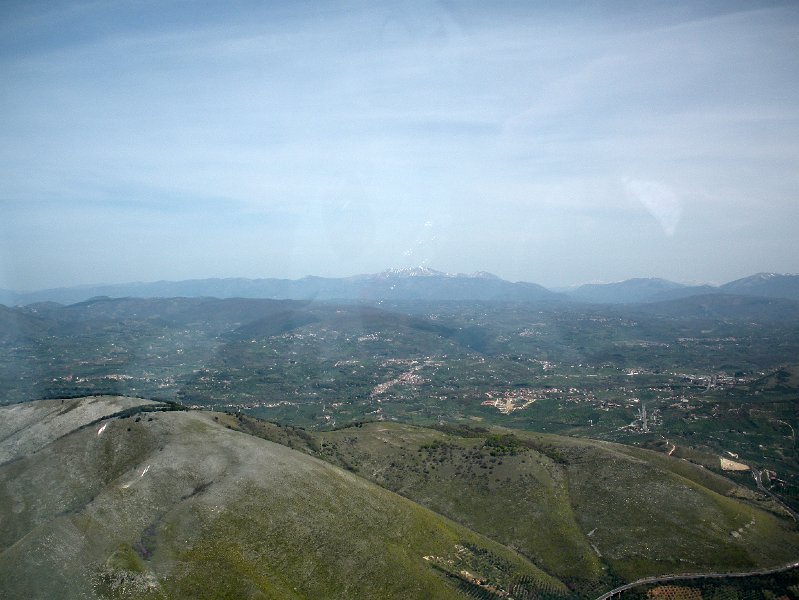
top-left (0, 396), bottom-right (562, 600)
top-left (0, 270), bottom-right (561, 305)
top-left (3, 270), bottom-right (799, 306)
top-left (568, 273), bottom-right (799, 304)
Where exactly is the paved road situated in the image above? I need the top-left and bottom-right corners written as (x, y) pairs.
top-left (594, 560), bottom-right (799, 600)
top-left (752, 468), bottom-right (799, 521)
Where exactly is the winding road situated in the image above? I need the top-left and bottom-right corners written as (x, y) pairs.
top-left (752, 468), bottom-right (799, 521)
top-left (594, 560), bottom-right (799, 600)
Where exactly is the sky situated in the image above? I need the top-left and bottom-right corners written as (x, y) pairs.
top-left (1, 0), bottom-right (798, 290)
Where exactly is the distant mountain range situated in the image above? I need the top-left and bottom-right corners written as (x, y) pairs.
top-left (0, 268), bottom-right (559, 305)
top-left (567, 277), bottom-right (686, 304)
top-left (2, 269), bottom-right (798, 306)
top-left (567, 273), bottom-right (799, 304)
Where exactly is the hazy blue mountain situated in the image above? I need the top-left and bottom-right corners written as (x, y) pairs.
top-left (1, 279), bottom-right (307, 306)
top-left (570, 273), bottom-right (799, 304)
top-left (720, 273), bottom-right (799, 301)
top-left (3, 269), bottom-right (562, 305)
top-left (647, 284), bottom-right (720, 302)
top-left (353, 269), bottom-right (559, 302)
top-left (630, 293), bottom-right (799, 321)
top-left (0, 304), bottom-right (51, 343)
top-left (6, 271), bottom-right (799, 306)
top-left (24, 297), bottom-right (321, 338)
top-left (568, 278), bottom-right (686, 303)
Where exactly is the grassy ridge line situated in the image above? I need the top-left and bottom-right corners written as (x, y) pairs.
top-left (1, 400), bottom-right (567, 599)
top-left (0, 395), bottom-right (169, 465)
top-left (228, 415), bottom-right (799, 592)
top-left (319, 421), bottom-right (604, 580)
top-left (213, 411), bottom-right (574, 592)
top-left (577, 435), bottom-right (795, 520)
top-left (501, 427), bottom-right (790, 521)
top-left (536, 428), bottom-right (799, 580)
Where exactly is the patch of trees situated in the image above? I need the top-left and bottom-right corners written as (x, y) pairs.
top-left (432, 423), bottom-right (490, 437)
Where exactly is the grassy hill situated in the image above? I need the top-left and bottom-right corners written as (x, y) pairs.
top-left (0, 397), bottom-right (563, 600)
top-left (233, 417), bottom-right (799, 594)
top-left (3, 396), bottom-right (798, 599)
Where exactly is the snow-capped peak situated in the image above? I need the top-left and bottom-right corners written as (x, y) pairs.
top-left (377, 267), bottom-right (449, 278)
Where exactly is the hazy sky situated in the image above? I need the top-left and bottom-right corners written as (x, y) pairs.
top-left (2, 1), bottom-right (798, 290)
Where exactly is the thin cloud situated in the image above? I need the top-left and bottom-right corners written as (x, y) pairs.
top-left (1, 1), bottom-right (798, 288)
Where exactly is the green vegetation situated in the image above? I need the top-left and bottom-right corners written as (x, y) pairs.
top-left (0, 398), bottom-right (563, 600)
top-left (230, 417), bottom-right (799, 595)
